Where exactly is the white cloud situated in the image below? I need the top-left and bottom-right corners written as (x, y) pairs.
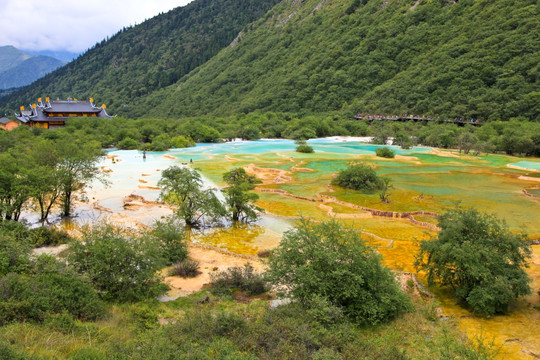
top-left (0, 0), bottom-right (192, 53)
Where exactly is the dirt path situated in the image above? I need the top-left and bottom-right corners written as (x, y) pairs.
top-left (163, 243), bottom-right (264, 297)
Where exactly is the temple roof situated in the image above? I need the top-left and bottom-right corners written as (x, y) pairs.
top-left (17, 98), bottom-right (112, 124)
top-left (0, 117), bottom-right (14, 124)
top-left (44, 101), bottom-right (102, 113)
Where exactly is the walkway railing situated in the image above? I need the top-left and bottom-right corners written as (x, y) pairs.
top-left (354, 114), bottom-right (483, 125)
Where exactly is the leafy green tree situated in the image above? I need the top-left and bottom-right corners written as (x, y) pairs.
top-left (415, 207), bottom-right (532, 315)
top-left (28, 139), bottom-right (63, 222)
top-left (159, 166), bottom-right (225, 227)
top-left (56, 140), bottom-right (104, 217)
top-left (378, 177), bottom-right (393, 203)
top-left (148, 134), bottom-right (172, 151)
top-left (267, 219), bottom-right (411, 324)
top-left (371, 127), bottom-right (391, 145)
top-left (394, 131), bottom-right (411, 149)
top-left (0, 150), bottom-right (32, 221)
top-left (117, 137), bottom-right (139, 150)
top-left (170, 135), bottom-right (195, 148)
top-left (457, 130), bottom-right (477, 155)
top-left (331, 162), bottom-right (383, 192)
top-left (222, 168), bottom-right (262, 223)
top-left (69, 225), bottom-right (167, 302)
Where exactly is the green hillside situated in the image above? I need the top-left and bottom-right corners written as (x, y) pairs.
top-left (143, 0), bottom-right (539, 121)
top-left (0, 55), bottom-right (64, 90)
top-left (1, 0), bottom-right (538, 121)
top-left (0, 0), bottom-right (280, 117)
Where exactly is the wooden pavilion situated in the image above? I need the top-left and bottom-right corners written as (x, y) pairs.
top-left (16, 97), bottom-right (111, 129)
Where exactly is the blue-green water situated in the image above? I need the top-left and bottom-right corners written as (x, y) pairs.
top-left (166, 139), bottom-right (430, 159)
top-left (510, 161), bottom-right (540, 171)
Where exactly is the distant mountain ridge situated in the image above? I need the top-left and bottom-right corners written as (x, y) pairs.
top-left (1, 0), bottom-right (538, 121)
top-left (0, 46), bottom-right (65, 91)
top-left (23, 49), bottom-right (79, 62)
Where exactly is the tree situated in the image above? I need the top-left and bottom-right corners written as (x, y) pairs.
top-left (415, 207), bottom-right (531, 315)
top-left (371, 125), bottom-right (391, 145)
top-left (222, 168), bottom-right (262, 223)
top-left (159, 166), bottom-right (225, 227)
top-left (28, 140), bottom-right (63, 222)
top-left (378, 177), bottom-right (393, 203)
top-left (266, 219), bottom-right (410, 324)
top-left (457, 131), bottom-right (477, 154)
top-left (331, 162), bottom-right (383, 192)
top-left (394, 131), bottom-right (412, 149)
top-left (0, 150), bottom-right (32, 221)
top-left (56, 140), bottom-right (104, 217)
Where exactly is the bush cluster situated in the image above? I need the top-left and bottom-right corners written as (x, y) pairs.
top-left (331, 162), bottom-right (384, 192)
top-left (148, 218), bottom-right (188, 265)
top-left (267, 219), bottom-right (411, 324)
top-left (169, 258), bottom-right (201, 278)
top-left (295, 140), bottom-right (314, 153)
top-left (0, 251), bottom-right (106, 326)
top-left (416, 207), bottom-right (532, 315)
top-left (375, 147), bottom-right (395, 158)
top-left (29, 226), bottom-right (72, 247)
top-left (69, 225), bottom-right (168, 302)
top-left (210, 264), bottom-right (268, 297)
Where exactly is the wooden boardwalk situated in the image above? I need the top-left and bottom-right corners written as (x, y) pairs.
top-left (354, 114), bottom-right (483, 126)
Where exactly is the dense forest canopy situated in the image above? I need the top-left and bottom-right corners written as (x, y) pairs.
top-left (1, 0), bottom-right (539, 122)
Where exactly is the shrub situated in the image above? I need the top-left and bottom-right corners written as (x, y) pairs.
top-left (215, 311), bottom-right (247, 336)
top-left (0, 341), bottom-right (27, 360)
top-left (375, 147), bottom-right (395, 158)
top-left (0, 220), bottom-right (30, 241)
top-left (295, 140), bottom-right (314, 153)
top-left (256, 249), bottom-right (272, 258)
top-left (0, 271), bottom-right (106, 325)
top-left (69, 225), bottom-right (168, 302)
top-left (331, 162), bottom-right (383, 192)
top-left (0, 233), bottom-right (31, 276)
top-left (45, 311), bottom-right (79, 334)
top-left (148, 218), bottom-right (188, 265)
top-left (169, 258), bottom-right (201, 278)
top-left (29, 226), bottom-right (72, 247)
top-left (266, 219), bottom-right (411, 324)
top-left (210, 263), bottom-right (268, 297)
top-left (416, 207), bottom-right (532, 315)
top-left (296, 144), bottom-right (314, 153)
top-left (305, 295), bottom-right (345, 326)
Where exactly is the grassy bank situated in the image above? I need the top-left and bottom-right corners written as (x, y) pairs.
top-left (0, 290), bottom-right (495, 360)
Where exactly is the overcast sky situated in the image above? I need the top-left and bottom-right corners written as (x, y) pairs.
top-left (0, 0), bottom-right (193, 53)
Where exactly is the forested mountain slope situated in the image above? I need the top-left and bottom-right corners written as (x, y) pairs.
top-left (143, 0), bottom-right (539, 121)
top-left (0, 0), bottom-right (280, 117)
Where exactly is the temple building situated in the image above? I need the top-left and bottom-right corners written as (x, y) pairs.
top-left (0, 117), bottom-right (19, 131)
top-left (16, 97), bottom-right (112, 129)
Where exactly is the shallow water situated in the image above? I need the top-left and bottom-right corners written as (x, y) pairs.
top-left (510, 160), bottom-right (540, 171)
top-left (50, 139), bottom-right (540, 359)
